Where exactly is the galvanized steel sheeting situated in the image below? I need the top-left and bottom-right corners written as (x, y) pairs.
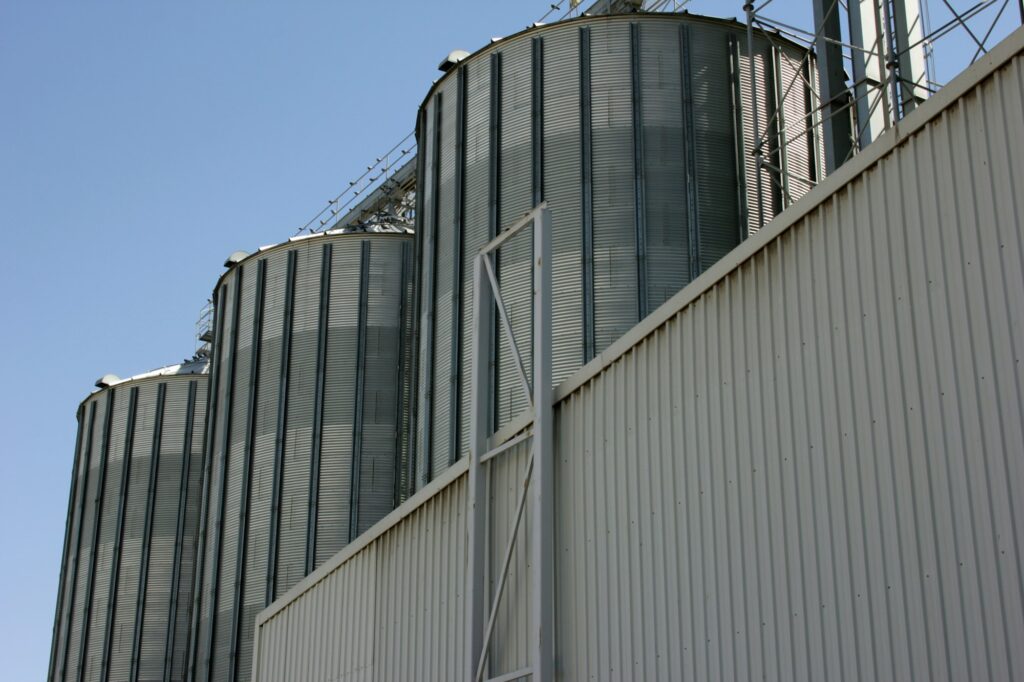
top-left (49, 368), bottom-right (208, 682)
top-left (414, 14), bottom-right (817, 489)
top-left (192, 232), bottom-right (413, 682)
top-left (254, 34), bottom-right (1024, 682)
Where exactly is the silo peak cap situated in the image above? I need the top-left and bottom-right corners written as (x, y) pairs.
top-left (438, 50), bottom-right (470, 72)
top-left (223, 250), bottom-right (249, 268)
top-left (95, 374), bottom-right (120, 388)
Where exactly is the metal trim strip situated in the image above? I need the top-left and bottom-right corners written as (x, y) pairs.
top-left (76, 388), bottom-right (116, 682)
top-left (306, 245), bottom-right (332, 575)
top-left (488, 51), bottom-right (503, 433)
top-left (448, 66), bottom-right (467, 467)
top-left (349, 240), bottom-right (372, 541)
top-left (728, 34), bottom-right (750, 242)
top-left (100, 385), bottom-right (139, 681)
top-left (164, 379), bottom-right (199, 682)
top-left (395, 240), bottom-right (413, 506)
top-left (680, 24), bottom-right (702, 280)
top-left (579, 26), bottom-right (595, 363)
top-left (419, 91), bottom-right (443, 484)
top-left (228, 258), bottom-right (266, 682)
top-left (409, 107), bottom-right (428, 496)
top-left (48, 404), bottom-right (86, 682)
top-left (630, 22), bottom-right (648, 319)
top-left (187, 285), bottom-right (226, 682)
top-left (130, 382), bottom-right (166, 682)
top-left (203, 268), bottom-right (244, 680)
top-left (266, 251), bottom-right (297, 606)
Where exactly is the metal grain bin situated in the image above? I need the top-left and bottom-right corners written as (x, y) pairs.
top-left (48, 359), bottom-right (209, 682)
top-left (413, 12), bottom-right (821, 487)
top-left (189, 230), bottom-right (414, 682)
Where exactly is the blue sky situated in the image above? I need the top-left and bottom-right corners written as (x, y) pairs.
top-left (0, 1), bottom-right (1013, 678)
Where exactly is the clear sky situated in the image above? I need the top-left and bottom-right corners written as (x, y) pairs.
top-left (0, 1), bottom-right (1013, 679)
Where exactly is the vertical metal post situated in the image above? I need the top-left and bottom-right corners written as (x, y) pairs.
top-left (891, 0), bottom-right (929, 112)
top-left (307, 247), bottom-right (332, 573)
top-left (349, 240), bottom-right (371, 542)
top-left (465, 251), bottom-right (493, 682)
top-left (101, 386), bottom-right (139, 681)
top-left (680, 24), bottom-right (701, 279)
top-left (164, 379), bottom-right (199, 682)
top-left (810, 0), bottom-right (855, 172)
top-left (579, 27), bottom-right (595, 363)
top-left (532, 207), bottom-right (554, 682)
top-left (131, 383), bottom-right (166, 682)
top-left (630, 22), bottom-right (648, 319)
top-left (849, 0), bottom-right (888, 147)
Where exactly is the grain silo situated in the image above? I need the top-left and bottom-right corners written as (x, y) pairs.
top-left (48, 358), bottom-right (209, 682)
top-left (413, 12), bottom-right (823, 486)
top-left (188, 229), bottom-right (414, 682)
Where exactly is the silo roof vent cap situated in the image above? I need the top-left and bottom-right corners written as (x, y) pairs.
top-left (438, 49), bottom-right (470, 72)
top-left (95, 374), bottom-right (120, 388)
top-left (224, 250), bottom-right (249, 268)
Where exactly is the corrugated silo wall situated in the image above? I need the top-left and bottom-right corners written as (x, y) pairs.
top-left (413, 14), bottom-right (821, 490)
top-left (252, 28), bottom-right (1024, 681)
top-left (48, 366), bottom-right (208, 682)
top-left (189, 231), bottom-right (414, 682)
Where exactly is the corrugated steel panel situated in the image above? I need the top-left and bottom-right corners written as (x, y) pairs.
top-left (691, 24), bottom-right (742, 270)
top-left (50, 364), bottom-right (208, 682)
top-left (495, 37), bottom-right (535, 434)
top-left (460, 60), bottom-right (493, 457)
top-left (541, 26), bottom-right (583, 388)
top-left (432, 77), bottom-right (458, 466)
top-left (254, 473), bottom-right (467, 682)
top-left (195, 232), bottom-right (413, 682)
top-left (639, 21), bottom-right (688, 310)
top-left (552, 43), bottom-right (1024, 682)
top-left (110, 384), bottom-right (157, 681)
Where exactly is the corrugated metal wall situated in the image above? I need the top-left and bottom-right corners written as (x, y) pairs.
top-left (254, 30), bottom-right (1024, 682)
top-left (191, 231), bottom-right (413, 682)
top-left (254, 471), bottom-right (469, 682)
top-left (48, 365), bottom-right (208, 682)
top-left (414, 14), bottom-right (817, 490)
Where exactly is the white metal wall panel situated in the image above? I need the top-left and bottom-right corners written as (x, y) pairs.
top-left (553, 47), bottom-right (1024, 682)
top-left (255, 475), bottom-right (467, 682)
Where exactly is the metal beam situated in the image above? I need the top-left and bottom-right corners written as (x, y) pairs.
top-left (849, 0), bottom-right (889, 147)
top-left (307, 247), bottom-right (331, 574)
top-left (349, 240), bottom-right (371, 542)
top-left (229, 258), bottom-right (266, 682)
top-left (728, 34), bottom-right (750, 242)
top-left (394, 241), bottom-right (413, 506)
top-left (465, 237), bottom-right (493, 682)
top-left (531, 206), bottom-right (554, 682)
top-left (164, 379), bottom-right (199, 682)
top-left (630, 22), bottom-right (648, 319)
top-left (100, 386), bottom-right (139, 681)
top-left (810, 0), bottom-right (855, 172)
top-left (680, 24), bottom-right (702, 278)
top-left (131, 383), bottom-right (166, 682)
top-left (450, 65), bottom-right (468, 467)
top-left (76, 388), bottom-right (116, 682)
top-left (579, 26), bottom-right (596, 363)
top-left (187, 284), bottom-right (226, 682)
top-left (49, 404), bottom-right (87, 682)
top-left (204, 269), bottom-right (245, 680)
top-left (267, 251), bottom-right (297, 606)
